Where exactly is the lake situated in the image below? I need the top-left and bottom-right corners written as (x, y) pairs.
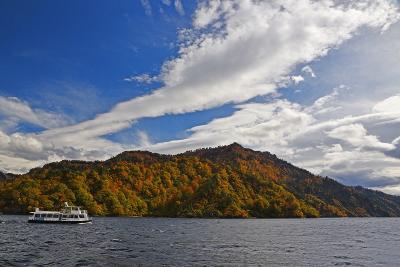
top-left (1, 216), bottom-right (400, 266)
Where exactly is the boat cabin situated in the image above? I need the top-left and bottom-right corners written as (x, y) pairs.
top-left (28, 202), bottom-right (92, 224)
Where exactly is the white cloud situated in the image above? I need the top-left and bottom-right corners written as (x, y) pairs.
top-left (0, 129), bottom-right (123, 173)
top-left (373, 182), bottom-right (400, 195)
top-left (137, 130), bottom-right (151, 147)
top-left (327, 123), bottom-right (395, 151)
top-left (291, 75), bottom-right (305, 85)
top-left (174, 0), bottom-right (185, 16)
top-left (0, 154), bottom-right (45, 174)
top-left (143, 87), bottom-right (400, 189)
top-left (302, 65), bottom-right (316, 78)
top-left (124, 73), bottom-right (159, 84)
top-left (305, 85), bottom-right (350, 116)
top-left (393, 136), bottom-right (400, 145)
top-left (373, 95), bottom-right (400, 113)
top-left (9, 133), bottom-right (43, 154)
top-left (140, 0), bottom-right (152, 16)
top-left (40, 0), bottom-right (400, 148)
top-left (146, 99), bottom-right (317, 155)
top-left (0, 96), bottom-right (70, 130)
top-left (0, 130), bottom-right (45, 162)
top-left (0, 131), bottom-right (11, 148)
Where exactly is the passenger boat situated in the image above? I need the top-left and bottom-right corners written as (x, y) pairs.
top-left (28, 202), bottom-right (92, 224)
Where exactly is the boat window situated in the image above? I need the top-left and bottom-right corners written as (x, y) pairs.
top-left (53, 214), bottom-right (59, 218)
top-left (62, 215), bottom-right (67, 218)
top-left (69, 215), bottom-right (74, 218)
top-left (74, 215), bottom-right (78, 218)
top-left (40, 214), bottom-right (46, 217)
top-left (79, 214), bottom-right (84, 218)
top-left (35, 214), bottom-right (40, 218)
top-left (46, 214), bottom-right (53, 218)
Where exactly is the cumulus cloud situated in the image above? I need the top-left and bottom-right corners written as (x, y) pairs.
top-left (0, 130), bottom-right (45, 162)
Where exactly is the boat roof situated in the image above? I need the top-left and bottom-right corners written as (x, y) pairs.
top-left (63, 202), bottom-right (80, 208)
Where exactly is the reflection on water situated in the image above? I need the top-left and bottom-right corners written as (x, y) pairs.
top-left (1, 216), bottom-right (400, 266)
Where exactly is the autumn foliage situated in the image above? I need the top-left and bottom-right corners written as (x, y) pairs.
top-left (1, 143), bottom-right (400, 217)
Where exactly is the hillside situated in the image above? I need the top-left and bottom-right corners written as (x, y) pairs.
top-left (0, 171), bottom-right (14, 181)
top-left (0, 171), bottom-right (6, 180)
top-left (0, 143), bottom-right (399, 217)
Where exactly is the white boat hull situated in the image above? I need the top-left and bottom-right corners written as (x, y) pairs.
top-left (28, 219), bottom-right (92, 224)
top-left (28, 202), bottom-right (92, 224)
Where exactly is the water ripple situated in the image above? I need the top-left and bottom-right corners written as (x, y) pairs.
top-left (1, 216), bottom-right (400, 266)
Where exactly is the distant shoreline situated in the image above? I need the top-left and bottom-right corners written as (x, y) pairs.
top-left (2, 213), bottom-right (400, 219)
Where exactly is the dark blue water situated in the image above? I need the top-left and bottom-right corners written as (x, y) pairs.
top-left (1, 216), bottom-right (400, 266)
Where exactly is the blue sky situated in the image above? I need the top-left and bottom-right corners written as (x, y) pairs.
top-left (1, 0), bottom-right (196, 132)
top-left (1, 0), bottom-right (400, 194)
top-left (0, 0), bottom-right (238, 145)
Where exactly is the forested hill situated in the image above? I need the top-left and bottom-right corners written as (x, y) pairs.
top-left (0, 171), bottom-right (14, 180)
top-left (1, 143), bottom-right (400, 218)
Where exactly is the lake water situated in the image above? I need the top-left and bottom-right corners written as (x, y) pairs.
top-left (1, 216), bottom-right (400, 266)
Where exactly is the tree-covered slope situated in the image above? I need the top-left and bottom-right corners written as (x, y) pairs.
top-left (0, 143), bottom-right (399, 217)
top-left (0, 171), bottom-right (6, 180)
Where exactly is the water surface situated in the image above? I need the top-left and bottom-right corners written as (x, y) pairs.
top-left (1, 216), bottom-right (399, 266)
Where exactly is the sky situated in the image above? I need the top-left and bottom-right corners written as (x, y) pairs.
top-left (1, 0), bottom-right (400, 194)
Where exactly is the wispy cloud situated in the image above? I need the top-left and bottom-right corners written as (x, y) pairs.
top-left (373, 95), bottom-right (400, 113)
top-left (160, 0), bottom-right (184, 15)
top-left (301, 65), bottom-right (316, 78)
top-left (0, 96), bottom-right (71, 130)
top-left (140, 0), bottom-right (152, 16)
top-left (327, 123), bottom-right (396, 151)
top-left (174, 0), bottom-right (185, 16)
top-left (35, 81), bottom-right (108, 122)
top-left (124, 73), bottom-right (159, 84)
top-left (39, 0), bottom-right (400, 146)
top-left (137, 130), bottom-right (151, 147)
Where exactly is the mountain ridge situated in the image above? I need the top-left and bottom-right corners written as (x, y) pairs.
top-left (1, 143), bottom-right (399, 217)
